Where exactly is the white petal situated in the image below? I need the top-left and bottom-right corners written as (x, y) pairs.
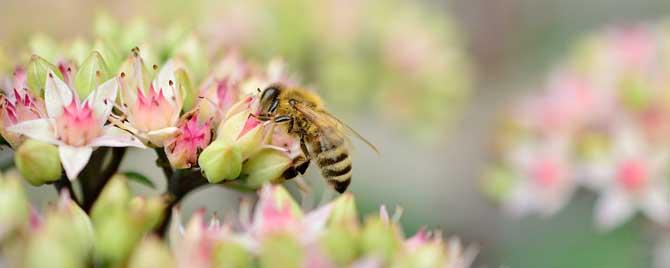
top-left (88, 126), bottom-right (146, 148)
top-left (44, 72), bottom-right (74, 118)
top-left (154, 60), bottom-right (182, 109)
top-left (503, 182), bottom-right (536, 217)
top-left (6, 119), bottom-right (59, 144)
top-left (594, 189), bottom-right (636, 231)
top-left (146, 127), bottom-right (179, 147)
top-left (85, 77), bottom-right (118, 125)
top-left (301, 204), bottom-right (333, 243)
top-left (641, 187), bottom-right (670, 225)
top-left (59, 145), bottom-right (93, 180)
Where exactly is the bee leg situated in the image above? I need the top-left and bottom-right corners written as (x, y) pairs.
top-left (296, 136), bottom-right (311, 174)
top-left (274, 115), bottom-right (291, 123)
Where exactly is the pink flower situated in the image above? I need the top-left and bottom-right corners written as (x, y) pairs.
top-left (8, 72), bottom-right (145, 179)
top-left (0, 88), bottom-right (46, 148)
top-left (164, 113), bottom-right (212, 169)
top-left (116, 55), bottom-right (183, 147)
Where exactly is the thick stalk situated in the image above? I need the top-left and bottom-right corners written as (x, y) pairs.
top-left (81, 147), bottom-right (127, 212)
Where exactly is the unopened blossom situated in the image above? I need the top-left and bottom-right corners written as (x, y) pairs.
top-left (164, 112), bottom-right (212, 169)
top-left (116, 52), bottom-right (184, 147)
top-left (589, 126), bottom-right (670, 231)
top-left (8, 72), bottom-right (145, 179)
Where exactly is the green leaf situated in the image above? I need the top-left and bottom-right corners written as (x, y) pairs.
top-left (122, 171), bottom-right (156, 189)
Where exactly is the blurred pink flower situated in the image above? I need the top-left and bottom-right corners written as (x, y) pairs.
top-left (164, 113), bottom-right (212, 169)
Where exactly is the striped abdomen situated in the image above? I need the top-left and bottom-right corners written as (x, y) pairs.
top-left (311, 135), bottom-right (352, 193)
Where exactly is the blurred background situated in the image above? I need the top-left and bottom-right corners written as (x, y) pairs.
top-left (2, 0), bottom-right (670, 267)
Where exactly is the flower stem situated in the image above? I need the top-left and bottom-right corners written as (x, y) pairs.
top-left (154, 148), bottom-right (173, 181)
top-left (154, 168), bottom-right (208, 237)
top-left (80, 147), bottom-right (127, 212)
top-left (54, 174), bottom-right (81, 207)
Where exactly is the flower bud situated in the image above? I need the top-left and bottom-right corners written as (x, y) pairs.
top-left (360, 217), bottom-right (402, 262)
top-left (240, 149), bottom-right (292, 188)
top-left (198, 139), bottom-right (243, 183)
top-left (26, 55), bottom-right (62, 97)
top-left (25, 235), bottom-right (83, 268)
top-left (259, 234), bottom-right (304, 268)
top-left (74, 51), bottom-right (111, 98)
top-left (128, 196), bottom-right (165, 231)
top-left (320, 226), bottom-right (360, 265)
top-left (91, 175), bottom-right (132, 222)
top-left (50, 192), bottom-right (95, 254)
top-left (216, 110), bottom-right (264, 158)
top-left (128, 236), bottom-right (175, 268)
top-left (0, 172), bottom-right (29, 238)
top-left (14, 139), bottom-right (62, 185)
top-left (213, 241), bottom-right (254, 268)
top-left (94, 211), bottom-right (142, 262)
top-left (480, 166), bottom-right (517, 203)
top-left (329, 193), bottom-right (359, 228)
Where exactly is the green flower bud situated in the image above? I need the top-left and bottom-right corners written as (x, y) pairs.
top-left (480, 166), bottom-right (517, 203)
top-left (93, 40), bottom-right (122, 73)
top-left (329, 193), bottom-right (359, 228)
top-left (391, 243), bottom-right (447, 268)
top-left (240, 149), bottom-right (292, 188)
top-left (360, 217), bottom-right (401, 262)
top-left (26, 55), bottom-right (62, 97)
top-left (94, 212), bottom-right (142, 262)
top-left (25, 235), bottom-right (83, 268)
top-left (0, 173), bottom-right (29, 237)
top-left (173, 35), bottom-right (208, 83)
top-left (68, 38), bottom-right (91, 65)
top-left (216, 111), bottom-right (264, 158)
top-left (198, 139), bottom-right (243, 183)
top-left (260, 234), bottom-right (303, 268)
top-left (74, 51), bottom-right (111, 98)
top-left (320, 226), bottom-right (360, 264)
top-left (28, 34), bottom-right (60, 63)
top-left (14, 139), bottom-right (62, 186)
top-left (128, 236), bottom-right (175, 268)
top-left (91, 175), bottom-right (132, 222)
top-left (128, 196), bottom-right (165, 231)
top-left (213, 241), bottom-right (254, 268)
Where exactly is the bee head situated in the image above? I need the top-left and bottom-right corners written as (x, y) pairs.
top-left (258, 84), bottom-right (282, 120)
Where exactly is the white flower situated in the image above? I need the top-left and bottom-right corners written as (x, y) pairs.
top-left (8, 72), bottom-right (145, 180)
top-left (589, 125), bottom-right (670, 231)
top-left (503, 137), bottom-right (577, 217)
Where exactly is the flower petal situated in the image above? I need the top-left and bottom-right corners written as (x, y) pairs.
top-left (85, 77), bottom-right (118, 125)
top-left (59, 145), bottom-right (93, 180)
top-left (146, 127), bottom-right (179, 147)
top-left (6, 119), bottom-right (59, 144)
top-left (88, 126), bottom-right (146, 148)
top-left (594, 189), bottom-right (635, 231)
top-left (641, 187), bottom-right (670, 225)
top-left (44, 72), bottom-right (74, 118)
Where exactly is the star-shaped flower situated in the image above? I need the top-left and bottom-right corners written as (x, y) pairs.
top-left (8, 72), bottom-right (145, 179)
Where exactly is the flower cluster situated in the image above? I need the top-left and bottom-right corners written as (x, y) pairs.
top-left (482, 24), bottom-right (670, 231)
top-left (0, 172), bottom-right (475, 268)
top-left (187, 0), bottom-right (473, 141)
top-left (0, 42), bottom-right (302, 188)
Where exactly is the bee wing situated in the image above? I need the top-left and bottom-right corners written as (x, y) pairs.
top-left (294, 102), bottom-right (379, 154)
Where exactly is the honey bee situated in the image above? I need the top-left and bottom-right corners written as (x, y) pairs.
top-left (254, 84), bottom-right (378, 193)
